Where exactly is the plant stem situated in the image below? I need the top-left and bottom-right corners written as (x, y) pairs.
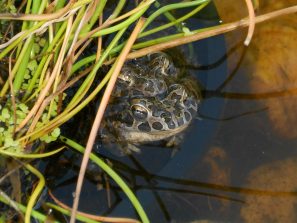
top-left (69, 17), bottom-right (147, 223)
top-left (0, 193), bottom-right (58, 223)
top-left (61, 136), bottom-right (146, 223)
top-left (24, 164), bottom-right (45, 223)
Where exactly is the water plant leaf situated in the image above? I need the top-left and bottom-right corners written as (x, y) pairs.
top-left (0, 146), bottom-right (65, 158)
top-left (61, 136), bottom-right (148, 223)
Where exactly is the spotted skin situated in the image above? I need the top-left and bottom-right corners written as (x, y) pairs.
top-left (101, 52), bottom-right (200, 153)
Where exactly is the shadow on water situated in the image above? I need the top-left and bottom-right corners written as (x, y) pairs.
top-left (44, 1), bottom-right (297, 223)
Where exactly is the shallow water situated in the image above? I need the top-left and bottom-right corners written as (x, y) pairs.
top-left (46, 1), bottom-right (297, 223)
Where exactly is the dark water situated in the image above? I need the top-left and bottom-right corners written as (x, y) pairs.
top-left (48, 3), bottom-right (229, 222)
top-left (45, 2), bottom-right (297, 223)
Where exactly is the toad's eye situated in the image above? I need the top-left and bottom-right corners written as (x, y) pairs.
top-left (131, 105), bottom-right (148, 120)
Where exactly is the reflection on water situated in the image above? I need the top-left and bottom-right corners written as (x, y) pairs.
top-left (210, 0), bottom-right (297, 222)
top-left (47, 1), bottom-right (297, 222)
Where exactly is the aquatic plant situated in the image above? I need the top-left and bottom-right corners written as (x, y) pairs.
top-left (0, 0), bottom-right (296, 222)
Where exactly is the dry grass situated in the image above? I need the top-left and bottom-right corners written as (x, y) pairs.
top-left (69, 17), bottom-right (146, 223)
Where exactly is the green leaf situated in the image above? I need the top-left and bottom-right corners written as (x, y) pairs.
top-left (51, 128), bottom-right (60, 138)
top-left (19, 103), bottom-right (28, 112)
top-left (1, 108), bottom-right (10, 119)
top-left (28, 60), bottom-right (38, 71)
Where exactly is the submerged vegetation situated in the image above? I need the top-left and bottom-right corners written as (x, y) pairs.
top-left (0, 0), bottom-right (297, 222)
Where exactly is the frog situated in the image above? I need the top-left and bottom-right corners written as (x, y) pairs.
top-left (100, 52), bottom-right (201, 154)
